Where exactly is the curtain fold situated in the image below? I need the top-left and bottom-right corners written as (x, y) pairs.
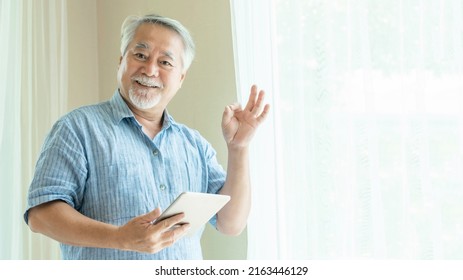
top-left (231, 0), bottom-right (283, 259)
top-left (22, 0), bottom-right (68, 259)
top-left (0, 0), bottom-right (67, 259)
top-left (232, 0), bottom-right (463, 259)
top-left (0, 0), bottom-right (23, 259)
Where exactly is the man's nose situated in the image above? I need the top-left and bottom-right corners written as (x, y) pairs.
top-left (143, 59), bottom-right (160, 77)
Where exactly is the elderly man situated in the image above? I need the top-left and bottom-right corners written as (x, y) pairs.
top-left (24, 14), bottom-right (269, 260)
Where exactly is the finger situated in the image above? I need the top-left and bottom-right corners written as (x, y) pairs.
top-left (144, 207), bottom-right (162, 223)
top-left (244, 85), bottom-right (258, 112)
top-left (222, 106), bottom-right (233, 127)
top-left (250, 90), bottom-right (266, 117)
top-left (257, 104), bottom-right (271, 123)
top-left (227, 102), bottom-right (241, 111)
top-left (160, 223), bottom-right (191, 248)
top-left (167, 223), bottom-right (191, 238)
top-left (156, 213), bottom-right (186, 232)
top-left (222, 103), bottom-right (241, 126)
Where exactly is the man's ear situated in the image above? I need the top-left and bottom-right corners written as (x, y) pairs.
top-left (179, 72), bottom-right (187, 87)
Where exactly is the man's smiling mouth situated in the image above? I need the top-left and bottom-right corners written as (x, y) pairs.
top-left (133, 76), bottom-right (163, 89)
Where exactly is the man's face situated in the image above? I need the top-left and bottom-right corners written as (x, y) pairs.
top-left (117, 23), bottom-right (186, 111)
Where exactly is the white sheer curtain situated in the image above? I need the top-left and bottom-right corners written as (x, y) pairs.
top-left (0, 0), bottom-right (23, 259)
top-left (232, 0), bottom-right (463, 259)
top-left (0, 0), bottom-right (67, 259)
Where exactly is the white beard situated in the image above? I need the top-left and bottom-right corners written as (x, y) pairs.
top-left (128, 86), bottom-right (161, 109)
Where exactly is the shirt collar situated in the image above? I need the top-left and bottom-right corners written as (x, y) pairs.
top-left (109, 89), bottom-right (180, 132)
top-left (109, 89), bottom-right (134, 124)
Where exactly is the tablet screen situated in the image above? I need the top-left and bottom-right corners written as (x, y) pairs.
top-left (153, 192), bottom-right (230, 236)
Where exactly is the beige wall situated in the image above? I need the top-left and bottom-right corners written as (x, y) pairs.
top-left (67, 0), bottom-right (247, 259)
top-left (67, 0), bottom-right (100, 109)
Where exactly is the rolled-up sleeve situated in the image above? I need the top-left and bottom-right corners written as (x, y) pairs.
top-left (24, 118), bottom-right (88, 224)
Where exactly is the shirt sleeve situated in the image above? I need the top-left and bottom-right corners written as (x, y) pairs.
top-left (24, 117), bottom-right (88, 224)
top-left (206, 148), bottom-right (226, 195)
top-left (197, 135), bottom-right (226, 228)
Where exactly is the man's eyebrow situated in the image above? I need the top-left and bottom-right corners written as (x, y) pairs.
top-left (134, 42), bottom-right (150, 50)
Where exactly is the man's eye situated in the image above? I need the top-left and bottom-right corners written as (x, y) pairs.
top-left (135, 53), bottom-right (147, 60)
top-left (160, 61), bottom-right (173, 67)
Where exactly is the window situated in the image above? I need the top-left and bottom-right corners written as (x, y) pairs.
top-left (232, 0), bottom-right (463, 259)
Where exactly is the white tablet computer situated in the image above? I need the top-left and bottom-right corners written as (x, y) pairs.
top-left (153, 192), bottom-right (230, 236)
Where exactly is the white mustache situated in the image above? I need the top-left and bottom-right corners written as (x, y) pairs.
top-left (132, 76), bottom-right (163, 88)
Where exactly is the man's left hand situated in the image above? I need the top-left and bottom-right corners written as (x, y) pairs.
top-left (222, 85), bottom-right (270, 149)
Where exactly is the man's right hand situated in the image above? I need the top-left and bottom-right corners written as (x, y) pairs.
top-left (115, 208), bottom-right (190, 254)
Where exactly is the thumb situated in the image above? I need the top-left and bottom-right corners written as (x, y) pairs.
top-left (144, 207), bottom-right (162, 223)
top-left (222, 105), bottom-right (233, 126)
top-left (222, 103), bottom-right (240, 127)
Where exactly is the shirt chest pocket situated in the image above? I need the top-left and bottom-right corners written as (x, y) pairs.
top-left (85, 162), bottom-right (151, 222)
top-left (97, 163), bottom-right (139, 189)
top-left (166, 158), bottom-right (204, 194)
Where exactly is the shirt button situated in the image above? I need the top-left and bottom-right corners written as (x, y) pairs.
top-left (159, 184), bottom-right (167, 191)
top-left (153, 149), bottom-right (159, 156)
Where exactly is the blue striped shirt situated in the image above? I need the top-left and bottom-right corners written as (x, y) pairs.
top-left (24, 90), bottom-right (226, 259)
